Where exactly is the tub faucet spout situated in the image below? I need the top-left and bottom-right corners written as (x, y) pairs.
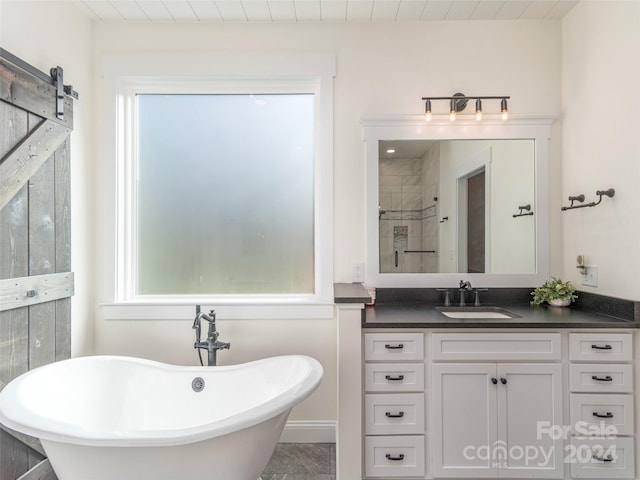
top-left (193, 305), bottom-right (230, 366)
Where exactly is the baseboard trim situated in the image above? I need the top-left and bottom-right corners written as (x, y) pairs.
top-left (279, 420), bottom-right (336, 443)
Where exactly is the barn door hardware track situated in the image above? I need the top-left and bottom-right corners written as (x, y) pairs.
top-left (1, 48), bottom-right (78, 122)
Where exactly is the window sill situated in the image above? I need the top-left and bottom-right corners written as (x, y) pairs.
top-left (100, 298), bottom-right (335, 320)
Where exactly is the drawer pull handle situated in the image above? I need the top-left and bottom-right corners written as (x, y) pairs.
top-left (592, 375), bottom-right (614, 382)
top-left (591, 344), bottom-right (613, 350)
top-left (386, 454), bottom-right (405, 461)
top-left (385, 375), bottom-right (405, 381)
top-left (385, 411), bottom-right (405, 418)
top-left (384, 344), bottom-right (404, 350)
top-left (592, 454), bottom-right (614, 463)
top-left (593, 411), bottom-right (614, 419)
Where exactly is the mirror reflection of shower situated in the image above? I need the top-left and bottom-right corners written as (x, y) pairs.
top-left (379, 141), bottom-right (440, 273)
top-left (378, 139), bottom-right (535, 274)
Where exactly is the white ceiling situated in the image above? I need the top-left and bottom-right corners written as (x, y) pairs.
top-left (379, 140), bottom-right (436, 160)
top-left (75, 0), bottom-right (579, 23)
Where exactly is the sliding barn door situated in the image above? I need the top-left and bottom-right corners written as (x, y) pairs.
top-left (0, 50), bottom-right (76, 480)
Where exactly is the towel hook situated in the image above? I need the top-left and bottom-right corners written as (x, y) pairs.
top-left (513, 204), bottom-right (534, 218)
top-left (561, 189), bottom-right (615, 211)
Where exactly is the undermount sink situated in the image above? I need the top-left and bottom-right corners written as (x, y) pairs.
top-left (436, 306), bottom-right (521, 319)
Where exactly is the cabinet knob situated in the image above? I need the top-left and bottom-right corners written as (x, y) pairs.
top-left (491, 377), bottom-right (498, 385)
top-left (500, 377), bottom-right (507, 385)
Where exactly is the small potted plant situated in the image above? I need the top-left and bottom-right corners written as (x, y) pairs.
top-left (531, 277), bottom-right (577, 307)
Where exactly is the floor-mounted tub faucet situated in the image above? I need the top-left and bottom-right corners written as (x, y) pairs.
top-left (193, 305), bottom-right (230, 366)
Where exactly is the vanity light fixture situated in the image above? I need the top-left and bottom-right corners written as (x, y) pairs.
top-left (421, 92), bottom-right (510, 121)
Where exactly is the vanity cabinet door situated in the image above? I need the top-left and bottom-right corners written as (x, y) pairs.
top-left (432, 363), bottom-right (499, 478)
top-left (497, 363), bottom-right (564, 479)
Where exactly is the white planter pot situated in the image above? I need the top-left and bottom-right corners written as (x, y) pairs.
top-left (549, 298), bottom-right (571, 307)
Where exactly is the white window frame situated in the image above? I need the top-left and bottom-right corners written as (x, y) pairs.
top-left (99, 54), bottom-right (335, 319)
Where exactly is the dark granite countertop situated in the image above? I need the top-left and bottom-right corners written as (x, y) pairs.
top-left (363, 303), bottom-right (640, 329)
top-left (334, 283), bottom-right (371, 303)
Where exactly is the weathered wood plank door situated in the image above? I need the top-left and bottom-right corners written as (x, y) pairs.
top-left (0, 49), bottom-right (76, 480)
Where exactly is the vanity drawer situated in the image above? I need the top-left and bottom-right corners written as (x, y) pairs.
top-left (364, 333), bottom-right (424, 361)
top-left (570, 333), bottom-right (633, 362)
top-left (431, 333), bottom-right (561, 361)
top-left (364, 363), bottom-right (425, 393)
top-left (570, 364), bottom-right (633, 393)
top-left (569, 437), bottom-right (635, 478)
top-left (364, 435), bottom-right (425, 478)
top-left (364, 393), bottom-right (425, 435)
top-left (570, 394), bottom-right (635, 436)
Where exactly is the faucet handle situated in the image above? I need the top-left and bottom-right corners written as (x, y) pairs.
top-left (473, 288), bottom-right (489, 307)
top-left (436, 288), bottom-right (451, 307)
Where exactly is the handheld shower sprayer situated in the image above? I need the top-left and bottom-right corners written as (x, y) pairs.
top-left (193, 305), bottom-right (202, 343)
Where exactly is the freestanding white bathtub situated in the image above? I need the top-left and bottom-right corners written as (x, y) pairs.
top-left (0, 355), bottom-right (323, 480)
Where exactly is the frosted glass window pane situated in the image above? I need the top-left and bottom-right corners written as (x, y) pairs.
top-left (136, 94), bottom-right (315, 294)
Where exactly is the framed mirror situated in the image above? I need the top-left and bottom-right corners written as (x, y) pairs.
top-left (363, 115), bottom-right (556, 288)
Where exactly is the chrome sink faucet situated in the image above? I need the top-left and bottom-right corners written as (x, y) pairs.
top-left (458, 280), bottom-right (473, 307)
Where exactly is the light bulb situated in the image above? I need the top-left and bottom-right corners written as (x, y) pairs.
top-left (424, 99), bottom-right (432, 122)
top-left (501, 98), bottom-right (509, 120)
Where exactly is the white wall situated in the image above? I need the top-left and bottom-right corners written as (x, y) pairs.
top-left (0, 1), bottom-right (95, 356)
top-left (562, 1), bottom-right (640, 300)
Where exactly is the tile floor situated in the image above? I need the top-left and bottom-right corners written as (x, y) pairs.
top-left (260, 443), bottom-right (336, 480)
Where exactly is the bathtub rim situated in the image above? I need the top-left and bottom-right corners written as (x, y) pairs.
top-left (0, 354), bottom-right (323, 447)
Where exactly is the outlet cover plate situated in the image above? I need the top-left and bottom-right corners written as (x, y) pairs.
top-left (582, 265), bottom-right (598, 287)
top-left (352, 262), bottom-right (364, 283)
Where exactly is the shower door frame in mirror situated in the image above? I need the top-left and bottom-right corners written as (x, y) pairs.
top-left (363, 114), bottom-right (556, 288)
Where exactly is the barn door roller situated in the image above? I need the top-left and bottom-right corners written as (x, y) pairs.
top-left (50, 66), bottom-right (77, 120)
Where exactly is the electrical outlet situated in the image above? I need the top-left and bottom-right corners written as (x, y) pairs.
top-left (582, 265), bottom-right (598, 287)
top-left (352, 262), bottom-right (364, 283)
